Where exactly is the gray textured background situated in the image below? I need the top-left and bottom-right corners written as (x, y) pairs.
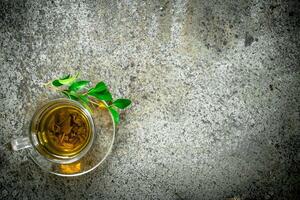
top-left (0, 0), bottom-right (299, 199)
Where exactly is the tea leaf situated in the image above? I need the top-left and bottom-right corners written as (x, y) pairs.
top-left (69, 81), bottom-right (90, 92)
top-left (109, 106), bottom-right (119, 125)
top-left (96, 81), bottom-right (107, 92)
top-left (88, 81), bottom-right (107, 93)
top-left (113, 99), bottom-right (131, 109)
top-left (79, 94), bottom-right (89, 104)
top-left (52, 80), bottom-right (63, 87)
top-left (69, 95), bottom-right (78, 100)
top-left (58, 73), bottom-right (79, 85)
top-left (88, 90), bottom-right (112, 101)
top-left (62, 91), bottom-right (70, 98)
top-left (63, 90), bottom-right (79, 100)
top-left (99, 90), bottom-right (113, 101)
top-left (69, 91), bottom-right (79, 100)
top-left (61, 74), bottom-right (70, 80)
top-left (52, 74), bottom-right (71, 87)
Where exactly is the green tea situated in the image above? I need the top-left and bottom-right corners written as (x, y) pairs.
top-left (34, 104), bottom-right (92, 158)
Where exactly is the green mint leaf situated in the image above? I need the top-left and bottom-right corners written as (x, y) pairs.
top-left (61, 74), bottom-right (70, 80)
top-left (79, 94), bottom-right (89, 104)
top-left (109, 106), bottom-right (119, 125)
top-left (113, 99), bottom-right (131, 109)
top-left (61, 90), bottom-right (78, 100)
top-left (62, 91), bottom-right (70, 98)
top-left (69, 80), bottom-right (90, 92)
top-left (52, 80), bottom-right (63, 87)
top-left (69, 95), bottom-right (78, 100)
top-left (58, 72), bottom-right (79, 85)
top-left (88, 81), bottom-right (107, 93)
top-left (52, 74), bottom-right (70, 86)
top-left (95, 81), bottom-right (107, 91)
top-left (63, 91), bottom-right (92, 113)
top-left (88, 90), bottom-right (112, 101)
top-left (68, 90), bottom-right (79, 100)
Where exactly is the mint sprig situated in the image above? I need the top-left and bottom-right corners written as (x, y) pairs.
top-left (49, 73), bottom-right (131, 125)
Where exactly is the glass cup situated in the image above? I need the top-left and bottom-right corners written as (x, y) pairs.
top-left (11, 97), bottom-right (115, 176)
top-left (11, 98), bottom-right (95, 164)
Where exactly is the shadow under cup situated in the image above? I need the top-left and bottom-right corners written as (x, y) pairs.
top-left (30, 99), bottom-right (95, 164)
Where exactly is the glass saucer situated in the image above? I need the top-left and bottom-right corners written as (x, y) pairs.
top-left (25, 97), bottom-right (115, 176)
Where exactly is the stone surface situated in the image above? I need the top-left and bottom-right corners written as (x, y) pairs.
top-left (0, 0), bottom-right (299, 199)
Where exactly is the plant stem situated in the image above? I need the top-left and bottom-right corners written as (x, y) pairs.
top-left (89, 100), bottom-right (99, 105)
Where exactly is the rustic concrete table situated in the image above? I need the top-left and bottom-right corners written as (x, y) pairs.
top-left (0, 0), bottom-right (299, 199)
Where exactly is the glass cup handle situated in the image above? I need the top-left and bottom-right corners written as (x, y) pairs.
top-left (11, 137), bottom-right (32, 151)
